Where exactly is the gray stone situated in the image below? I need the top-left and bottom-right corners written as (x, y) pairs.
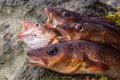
top-left (0, 0), bottom-right (117, 80)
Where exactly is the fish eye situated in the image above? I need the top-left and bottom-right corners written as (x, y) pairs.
top-left (34, 23), bottom-right (40, 27)
top-left (34, 34), bottom-right (37, 36)
top-left (47, 46), bottom-right (58, 56)
top-left (75, 23), bottom-right (84, 31)
top-left (62, 11), bottom-right (70, 17)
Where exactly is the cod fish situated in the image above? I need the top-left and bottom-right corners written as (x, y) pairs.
top-left (17, 21), bottom-right (58, 49)
top-left (45, 7), bottom-right (119, 28)
top-left (45, 7), bottom-right (120, 50)
top-left (27, 40), bottom-right (120, 78)
top-left (54, 22), bottom-right (120, 49)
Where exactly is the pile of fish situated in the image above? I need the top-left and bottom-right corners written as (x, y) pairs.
top-left (17, 7), bottom-right (120, 78)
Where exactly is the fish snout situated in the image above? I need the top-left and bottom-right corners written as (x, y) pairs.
top-left (17, 21), bottom-right (29, 39)
top-left (16, 32), bottom-right (26, 39)
top-left (45, 7), bottom-right (52, 13)
top-left (17, 32), bottom-right (22, 39)
top-left (27, 48), bottom-right (42, 57)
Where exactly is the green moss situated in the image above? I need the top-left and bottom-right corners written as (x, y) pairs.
top-left (47, 76), bottom-right (72, 80)
top-left (98, 75), bottom-right (108, 80)
top-left (105, 8), bottom-right (120, 25)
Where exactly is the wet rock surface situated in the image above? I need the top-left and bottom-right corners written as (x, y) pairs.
top-left (0, 0), bottom-right (118, 80)
top-left (101, 0), bottom-right (120, 8)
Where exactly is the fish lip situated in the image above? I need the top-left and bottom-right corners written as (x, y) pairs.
top-left (17, 32), bottom-right (22, 39)
top-left (16, 29), bottom-right (34, 39)
top-left (28, 56), bottom-right (46, 67)
top-left (17, 21), bottom-right (29, 39)
top-left (45, 7), bottom-right (53, 23)
top-left (45, 7), bottom-right (57, 25)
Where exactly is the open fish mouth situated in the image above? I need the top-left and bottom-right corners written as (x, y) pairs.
top-left (29, 56), bottom-right (47, 67)
top-left (22, 35), bottom-right (52, 49)
top-left (45, 7), bottom-right (58, 25)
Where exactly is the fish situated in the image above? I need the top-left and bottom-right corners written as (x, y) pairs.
top-left (53, 22), bottom-right (120, 50)
top-left (45, 7), bottom-right (119, 28)
top-left (45, 7), bottom-right (90, 24)
top-left (17, 21), bottom-right (58, 49)
top-left (27, 40), bottom-right (120, 78)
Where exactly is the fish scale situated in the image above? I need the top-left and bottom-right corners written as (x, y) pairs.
top-left (27, 40), bottom-right (120, 78)
top-left (16, 7), bottom-right (120, 79)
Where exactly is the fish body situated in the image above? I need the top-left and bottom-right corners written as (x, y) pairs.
top-left (17, 21), bottom-right (58, 49)
top-left (17, 21), bottom-right (120, 50)
top-left (45, 7), bottom-right (119, 28)
top-left (55, 22), bottom-right (120, 49)
top-left (17, 8), bottom-right (120, 49)
top-left (45, 7), bottom-right (120, 49)
top-left (27, 40), bottom-right (120, 78)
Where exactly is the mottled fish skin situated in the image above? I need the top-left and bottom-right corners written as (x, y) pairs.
top-left (54, 22), bottom-right (120, 50)
top-left (27, 40), bottom-right (120, 78)
top-left (45, 7), bottom-right (119, 27)
top-left (45, 7), bottom-right (120, 50)
top-left (17, 21), bottom-right (58, 49)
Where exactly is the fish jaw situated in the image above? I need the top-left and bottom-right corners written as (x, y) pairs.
top-left (28, 56), bottom-right (48, 68)
top-left (27, 48), bottom-right (49, 67)
top-left (17, 21), bottom-right (34, 39)
top-left (22, 36), bottom-right (51, 49)
top-left (45, 7), bottom-right (59, 26)
top-left (17, 32), bottom-right (22, 39)
top-left (45, 7), bottom-right (53, 24)
top-left (17, 28), bottom-right (34, 39)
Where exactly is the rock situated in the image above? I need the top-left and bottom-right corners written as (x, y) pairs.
top-left (101, 0), bottom-right (120, 7)
top-left (0, 0), bottom-right (118, 80)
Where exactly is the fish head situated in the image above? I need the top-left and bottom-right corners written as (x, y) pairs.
top-left (17, 21), bottom-right (57, 49)
top-left (56, 23), bottom-right (105, 41)
top-left (27, 42), bottom-right (82, 74)
top-left (17, 21), bottom-right (42, 39)
top-left (45, 7), bottom-right (81, 25)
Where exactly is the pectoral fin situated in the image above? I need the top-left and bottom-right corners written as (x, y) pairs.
top-left (85, 60), bottom-right (110, 71)
top-left (83, 53), bottom-right (110, 72)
